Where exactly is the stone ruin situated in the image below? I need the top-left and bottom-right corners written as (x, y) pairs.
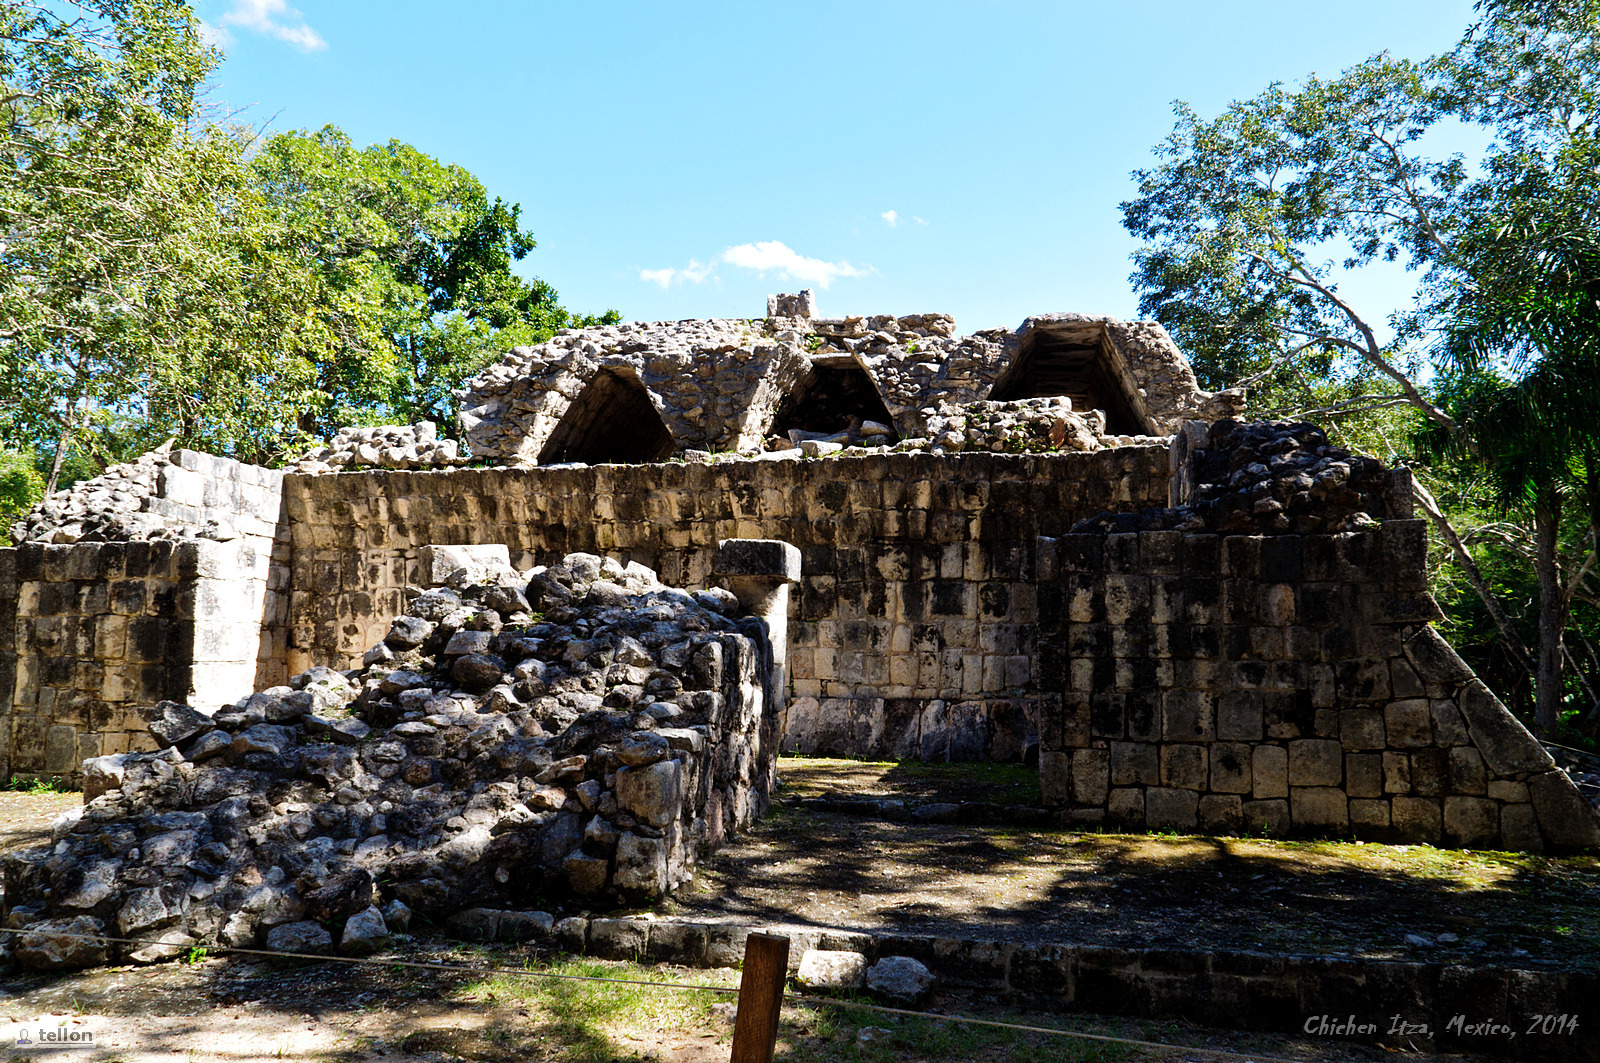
top-left (454, 293), bottom-right (1245, 465)
top-left (1, 542), bottom-right (792, 968)
top-left (2, 294), bottom-right (1598, 971)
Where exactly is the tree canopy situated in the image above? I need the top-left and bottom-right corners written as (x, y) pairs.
top-left (1122, 0), bottom-right (1600, 741)
top-left (250, 126), bottom-right (618, 439)
top-left (0, 2), bottom-right (614, 500)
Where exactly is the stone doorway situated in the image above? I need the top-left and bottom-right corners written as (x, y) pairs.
top-left (771, 362), bottom-right (898, 441)
top-left (989, 328), bottom-right (1147, 435)
top-left (539, 369), bottom-right (675, 464)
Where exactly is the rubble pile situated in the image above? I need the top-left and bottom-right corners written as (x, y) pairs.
top-left (923, 398), bottom-right (1124, 454)
top-left (10, 451), bottom-right (174, 545)
top-left (286, 422), bottom-right (466, 474)
top-left (1073, 420), bottom-right (1398, 535)
top-left (0, 553), bottom-right (776, 970)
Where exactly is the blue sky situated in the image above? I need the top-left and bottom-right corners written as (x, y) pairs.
top-left (198, 1), bottom-right (1481, 335)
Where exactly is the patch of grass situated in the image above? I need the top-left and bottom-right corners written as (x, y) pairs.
top-left (1, 776), bottom-right (73, 794)
top-left (779, 754), bottom-right (1042, 805)
top-left (780, 999), bottom-right (1134, 1062)
top-left (454, 956), bottom-right (737, 1063)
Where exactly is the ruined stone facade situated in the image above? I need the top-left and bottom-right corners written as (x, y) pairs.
top-left (2, 300), bottom-right (1596, 853)
top-left (455, 297), bottom-right (1245, 465)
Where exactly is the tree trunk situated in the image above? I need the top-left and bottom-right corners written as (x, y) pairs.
top-left (1412, 480), bottom-right (1537, 678)
top-left (44, 407), bottom-right (74, 496)
top-left (1533, 487), bottom-right (1566, 739)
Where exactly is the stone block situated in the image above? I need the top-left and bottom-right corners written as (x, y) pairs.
top-left (1334, 657), bottom-right (1391, 702)
top-left (1290, 787), bottom-right (1348, 831)
top-left (1339, 709), bottom-right (1385, 751)
top-left (1429, 699), bottom-right (1469, 746)
top-left (1345, 753), bottom-right (1383, 798)
top-left (1252, 745), bottom-right (1288, 799)
top-left (1039, 751), bottom-right (1071, 806)
top-left (1145, 788), bottom-right (1198, 832)
top-left (1389, 658), bottom-right (1425, 698)
top-left (1401, 625), bottom-right (1474, 684)
top-left (1456, 681), bottom-right (1556, 776)
top-left (1443, 796), bottom-right (1499, 848)
top-left (1383, 699), bottom-right (1432, 748)
top-left (1382, 751), bottom-right (1411, 793)
top-left (1198, 794), bottom-right (1242, 834)
top-left (1209, 742), bottom-right (1252, 794)
top-left (1287, 739), bottom-right (1342, 787)
top-left (1215, 691), bottom-right (1262, 741)
top-left (1106, 787), bottom-right (1145, 826)
top-left (1109, 742), bottom-right (1159, 786)
top-left (1499, 803), bottom-right (1543, 851)
top-left (1160, 745), bottom-right (1207, 790)
top-left (1071, 748), bottom-right (1110, 805)
top-left (1349, 798), bottom-right (1390, 831)
top-left (44, 725), bottom-right (77, 774)
top-left (1410, 748), bottom-right (1448, 796)
top-left (715, 538), bottom-right (802, 581)
top-left (1242, 799), bottom-right (1289, 836)
top-left (1527, 770), bottom-right (1600, 849)
top-left (1391, 796), bottom-right (1442, 842)
top-left (1161, 689), bottom-right (1213, 742)
top-left (1447, 747), bottom-right (1487, 795)
top-left (1486, 779), bottom-right (1528, 803)
top-left (588, 917), bottom-right (650, 960)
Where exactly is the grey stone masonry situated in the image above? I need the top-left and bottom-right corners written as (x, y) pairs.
top-left (282, 448), bottom-right (1173, 763)
top-left (456, 303), bottom-right (1240, 465)
top-left (0, 540), bottom-right (265, 782)
top-left (1035, 523), bottom-right (1600, 850)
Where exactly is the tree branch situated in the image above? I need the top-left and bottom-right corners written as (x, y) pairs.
top-left (1412, 477), bottom-right (1537, 677)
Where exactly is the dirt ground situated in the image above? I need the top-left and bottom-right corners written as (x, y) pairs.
top-left (0, 942), bottom-right (1508, 1063)
top-left (662, 757), bottom-right (1599, 971)
top-left (2, 764), bottom-right (1591, 1062)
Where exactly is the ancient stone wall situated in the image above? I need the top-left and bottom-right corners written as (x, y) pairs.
top-left (0, 540), bottom-right (268, 781)
top-left (1034, 525), bottom-right (1600, 850)
top-left (282, 449), bottom-right (1174, 762)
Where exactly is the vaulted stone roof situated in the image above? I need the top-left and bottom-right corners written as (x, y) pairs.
top-left (456, 294), bottom-right (1245, 466)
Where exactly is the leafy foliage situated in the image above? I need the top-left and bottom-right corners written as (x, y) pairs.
top-left (250, 127), bottom-right (619, 439)
top-left (0, 449), bottom-right (43, 527)
top-left (1122, 0), bottom-right (1600, 741)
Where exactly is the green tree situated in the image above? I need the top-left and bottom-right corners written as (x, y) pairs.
top-left (0, 448), bottom-right (43, 527)
top-left (0, 2), bottom-right (334, 481)
top-left (1122, 0), bottom-right (1600, 739)
top-left (250, 127), bottom-right (618, 439)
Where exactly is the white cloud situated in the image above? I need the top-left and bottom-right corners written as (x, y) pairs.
top-left (718, 241), bottom-right (869, 289)
top-left (881, 210), bottom-right (898, 227)
top-left (914, 215), bottom-right (929, 227)
top-left (639, 259), bottom-right (715, 289)
top-left (216, 0), bottom-right (327, 51)
top-left (639, 241), bottom-right (871, 291)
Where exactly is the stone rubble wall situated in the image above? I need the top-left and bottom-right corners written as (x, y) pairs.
top-left (1034, 524), bottom-right (1600, 850)
top-left (459, 319), bottom-right (813, 463)
top-left (456, 307), bottom-right (1237, 466)
top-left (283, 448), bottom-right (1174, 763)
top-left (285, 421), bottom-right (466, 476)
top-left (0, 552), bottom-right (780, 969)
top-left (11, 448), bottom-right (290, 693)
top-left (0, 540), bottom-right (268, 782)
top-left (1017, 315), bottom-right (1248, 435)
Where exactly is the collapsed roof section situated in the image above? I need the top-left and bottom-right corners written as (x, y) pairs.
top-left (457, 295), bottom-right (1243, 466)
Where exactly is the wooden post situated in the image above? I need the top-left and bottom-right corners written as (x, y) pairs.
top-left (729, 932), bottom-right (789, 1063)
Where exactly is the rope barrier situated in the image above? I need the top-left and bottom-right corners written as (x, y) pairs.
top-left (3, 925), bottom-right (1318, 1061)
top-left (784, 993), bottom-right (1308, 1063)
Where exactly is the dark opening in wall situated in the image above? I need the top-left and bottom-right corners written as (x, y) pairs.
top-left (539, 370), bottom-right (675, 464)
top-left (771, 364), bottom-right (898, 440)
top-left (989, 332), bottom-right (1147, 435)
